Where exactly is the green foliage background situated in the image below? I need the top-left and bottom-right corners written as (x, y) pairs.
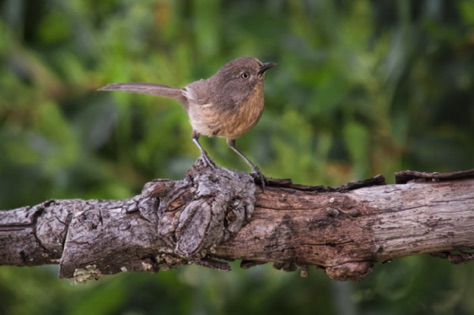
top-left (1, 0), bottom-right (473, 314)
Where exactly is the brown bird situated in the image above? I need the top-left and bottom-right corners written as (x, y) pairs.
top-left (99, 57), bottom-right (275, 187)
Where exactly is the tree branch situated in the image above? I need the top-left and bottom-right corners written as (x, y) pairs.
top-left (1, 162), bottom-right (473, 282)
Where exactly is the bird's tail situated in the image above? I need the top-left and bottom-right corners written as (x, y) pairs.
top-left (99, 83), bottom-right (183, 100)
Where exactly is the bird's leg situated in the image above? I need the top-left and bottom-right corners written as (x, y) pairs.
top-left (226, 138), bottom-right (266, 190)
top-left (192, 131), bottom-right (215, 168)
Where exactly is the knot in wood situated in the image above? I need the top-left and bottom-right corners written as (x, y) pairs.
top-left (325, 261), bottom-right (373, 281)
top-left (152, 164), bottom-right (256, 258)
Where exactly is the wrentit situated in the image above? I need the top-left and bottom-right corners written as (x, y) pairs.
top-left (99, 57), bottom-right (275, 187)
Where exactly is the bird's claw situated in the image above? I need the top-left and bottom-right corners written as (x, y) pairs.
top-left (251, 166), bottom-right (266, 192)
top-left (198, 152), bottom-right (216, 169)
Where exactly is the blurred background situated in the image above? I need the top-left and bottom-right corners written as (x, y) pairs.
top-left (1, 0), bottom-right (473, 314)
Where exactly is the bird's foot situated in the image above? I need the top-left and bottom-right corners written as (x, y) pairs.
top-left (197, 152), bottom-right (216, 169)
top-left (250, 166), bottom-right (266, 192)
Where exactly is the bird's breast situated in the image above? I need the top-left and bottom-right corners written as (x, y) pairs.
top-left (187, 84), bottom-right (265, 138)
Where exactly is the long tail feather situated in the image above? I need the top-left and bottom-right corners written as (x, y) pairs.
top-left (99, 83), bottom-right (182, 99)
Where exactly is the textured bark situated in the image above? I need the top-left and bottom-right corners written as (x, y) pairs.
top-left (0, 163), bottom-right (473, 282)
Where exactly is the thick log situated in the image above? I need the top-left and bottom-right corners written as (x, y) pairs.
top-left (0, 165), bottom-right (473, 282)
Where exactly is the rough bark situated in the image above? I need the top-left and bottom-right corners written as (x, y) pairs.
top-left (0, 161), bottom-right (473, 282)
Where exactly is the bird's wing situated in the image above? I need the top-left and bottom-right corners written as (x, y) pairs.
top-left (183, 80), bottom-right (214, 108)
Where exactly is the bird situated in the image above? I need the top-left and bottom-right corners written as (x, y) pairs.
top-left (99, 57), bottom-right (275, 188)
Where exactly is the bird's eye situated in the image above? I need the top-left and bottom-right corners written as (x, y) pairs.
top-left (241, 72), bottom-right (250, 79)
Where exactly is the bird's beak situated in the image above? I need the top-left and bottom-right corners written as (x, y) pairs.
top-left (258, 62), bottom-right (277, 75)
